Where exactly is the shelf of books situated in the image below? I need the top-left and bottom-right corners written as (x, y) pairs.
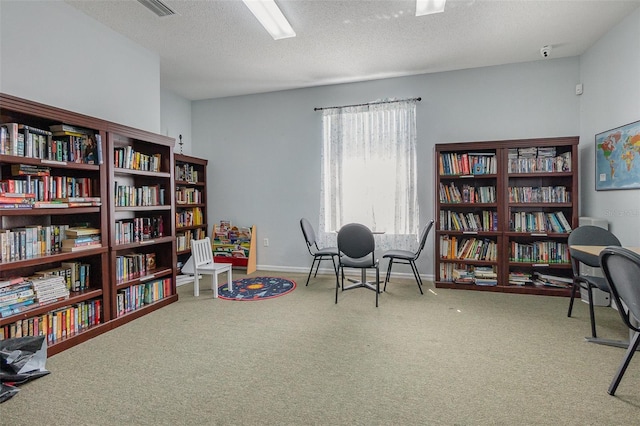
top-left (434, 137), bottom-right (579, 296)
top-left (174, 154), bottom-right (208, 277)
top-left (212, 221), bottom-right (256, 274)
top-left (0, 93), bottom-right (111, 354)
top-left (106, 123), bottom-right (177, 327)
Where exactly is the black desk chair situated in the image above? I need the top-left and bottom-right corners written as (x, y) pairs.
top-left (300, 218), bottom-right (338, 286)
top-left (382, 219), bottom-right (434, 294)
top-left (567, 225), bottom-right (621, 338)
top-left (599, 246), bottom-right (640, 395)
top-left (336, 223), bottom-right (380, 307)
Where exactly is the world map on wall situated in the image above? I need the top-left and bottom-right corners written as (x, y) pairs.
top-left (596, 120), bottom-right (640, 190)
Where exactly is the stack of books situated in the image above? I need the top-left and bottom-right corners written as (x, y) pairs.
top-left (474, 266), bottom-right (498, 286)
top-left (533, 272), bottom-right (572, 289)
top-left (452, 268), bottom-right (474, 284)
top-left (0, 277), bottom-right (36, 318)
top-left (62, 226), bottom-right (101, 252)
top-left (509, 272), bottom-right (533, 286)
top-left (31, 275), bottom-right (70, 305)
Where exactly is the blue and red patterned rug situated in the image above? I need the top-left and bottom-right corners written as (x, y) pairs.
top-left (217, 277), bottom-right (296, 301)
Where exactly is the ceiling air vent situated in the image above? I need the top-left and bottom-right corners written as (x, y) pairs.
top-left (137, 0), bottom-right (176, 17)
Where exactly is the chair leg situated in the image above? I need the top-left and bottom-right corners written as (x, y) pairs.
top-left (410, 261), bottom-right (424, 295)
top-left (335, 266), bottom-right (341, 304)
top-left (384, 259), bottom-right (393, 292)
top-left (608, 331), bottom-right (640, 395)
top-left (213, 271), bottom-right (219, 298)
top-left (313, 256), bottom-right (322, 278)
top-left (305, 258), bottom-right (317, 286)
top-left (375, 267), bottom-right (380, 307)
top-left (193, 269), bottom-right (200, 297)
top-left (587, 284), bottom-right (598, 338)
top-left (567, 281), bottom-right (577, 317)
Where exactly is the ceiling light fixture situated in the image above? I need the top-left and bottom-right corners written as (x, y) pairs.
top-left (416, 0), bottom-right (446, 16)
top-left (242, 0), bottom-right (296, 40)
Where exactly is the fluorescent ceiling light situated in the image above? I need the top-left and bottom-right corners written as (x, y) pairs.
top-left (242, 0), bottom-right (296, 40)
top-left (416, 0), bottom-right (446, 16)
top-left (137, 0), bottom-right (176, 17)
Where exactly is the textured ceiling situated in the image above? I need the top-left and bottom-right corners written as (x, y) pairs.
top-left (66, 0), bottom-right (640, 101)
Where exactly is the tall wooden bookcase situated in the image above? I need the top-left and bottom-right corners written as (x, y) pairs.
top-left (434, 137), bottom-right (579, 296)
top-left (106, 123), bottom-right (177, 326)
top-left (0, 94), bottom-right (110, 354)
top-left (174, 154), bottom-right (208, 275)
top-left (0, 93), bottom-right (178, 354)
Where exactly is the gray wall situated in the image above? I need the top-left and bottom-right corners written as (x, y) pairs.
top-left (192, 58), bottom-right (581, 275)
top-left (161, 88), bottom-right (193, 155)
top-left (578, 8), bottom-right (640, 246)
top-left (2, 1), bottom-right (638, 276)
top-left (0, 0), bottom-right (161, 133)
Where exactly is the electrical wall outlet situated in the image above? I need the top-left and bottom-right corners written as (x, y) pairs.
top-left (263, 238), bottom-right (269, 247)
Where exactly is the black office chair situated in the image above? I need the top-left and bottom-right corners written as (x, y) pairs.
top-left (599, 246), bottom-right (640, 395)
top-left (336, 223), bottom-right (380, 307)
top-left (567, 225), bottom-right (621, 338)
top-left (382, 219), bottom-right (434, 294)
top-left (300, 218), bottom-right (338, 286)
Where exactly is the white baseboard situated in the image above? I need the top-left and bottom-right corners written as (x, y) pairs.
top-left (255, 264), bottom-right (434, 282)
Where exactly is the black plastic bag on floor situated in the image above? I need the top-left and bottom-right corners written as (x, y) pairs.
top-left (0, 335), bottom-right (50, 403)
top-left (0, 382), bottom-right (19, 403)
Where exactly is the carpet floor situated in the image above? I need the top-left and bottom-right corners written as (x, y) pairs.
top-left (1, 271), bottom-right (639, 425)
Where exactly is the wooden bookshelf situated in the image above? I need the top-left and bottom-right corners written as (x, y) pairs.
top-left (174, 154), bottom-right (208, 275)
top-left (0, 93), bottom-right (110, 355)
top-left (106, 122), bottom-right (178, 320)
top-left (434, 137), bottom-right (579, 296)
top-left (0, 93), bottom-right (178, 354)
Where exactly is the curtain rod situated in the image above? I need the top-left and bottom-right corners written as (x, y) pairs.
top-left (313, 97), bottom-right (421, 111)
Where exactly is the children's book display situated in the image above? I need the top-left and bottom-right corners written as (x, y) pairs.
top-left (212, 221), bottom-right (256, 274)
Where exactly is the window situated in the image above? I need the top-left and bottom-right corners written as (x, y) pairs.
top-left (319, 99), bottom-right (419, 251)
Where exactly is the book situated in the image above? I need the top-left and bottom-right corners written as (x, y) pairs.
top-left (64, 227), bottom-right (101, 237)
top-left (0, 299), bottom-right (35, 318)
top-left (83, 134), bottom-right (99, 164)
top-left (555, 211), bottom-right (572, 232)
top-left (0, 123), bottom-right (19, 155)
top-left (49, 123), bottom-right (92, 134)
top-left (95, 134), bottom-right (104, 164)
top-left (61, 243), bottom-right (102, 252)
top-left (146, 253), bottom-right (156, 270)
top-left (2, 123), bottom-right (24, 157)
top-left (62, 236), bottom-right (101, 247)
top-left (9, 163), bottom-right (51, 176)
top-left (0, 276), bottom-right (25, 290)
top-left (33, 201), bottom-right (69, 208)
top-left (0, 203), bottom-right (33, 209)
top-left (54, 196), bottom-right (101, 203)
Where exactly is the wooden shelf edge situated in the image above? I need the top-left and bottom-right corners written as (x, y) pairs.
top-left (108, 294), bottom-right (178, 328)
top-left (47, 322), bottom-right (111, 357)
top-left (434, 282), bottom-right (572, 297)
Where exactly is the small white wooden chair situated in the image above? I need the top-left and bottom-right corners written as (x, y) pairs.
top-left (191, 237), bottom-right (233, 298)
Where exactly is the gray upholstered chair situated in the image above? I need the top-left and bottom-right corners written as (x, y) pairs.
top-left (300, 218), bottom-right (338, 286)
top-left (336, 223), bottom-right (380, 307)
top-left (567, 225), bottom-right (621, 338)
top-left (599, 246), bottom-right (640, 395)
top-left (382, 219), bottom-right (434, 294)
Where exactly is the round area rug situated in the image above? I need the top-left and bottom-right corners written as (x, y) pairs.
top-left (217, 276), bottom-right (296, 301)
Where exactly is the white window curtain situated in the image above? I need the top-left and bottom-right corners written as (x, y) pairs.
top-left (319, 99), bottom-right (420, 252)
